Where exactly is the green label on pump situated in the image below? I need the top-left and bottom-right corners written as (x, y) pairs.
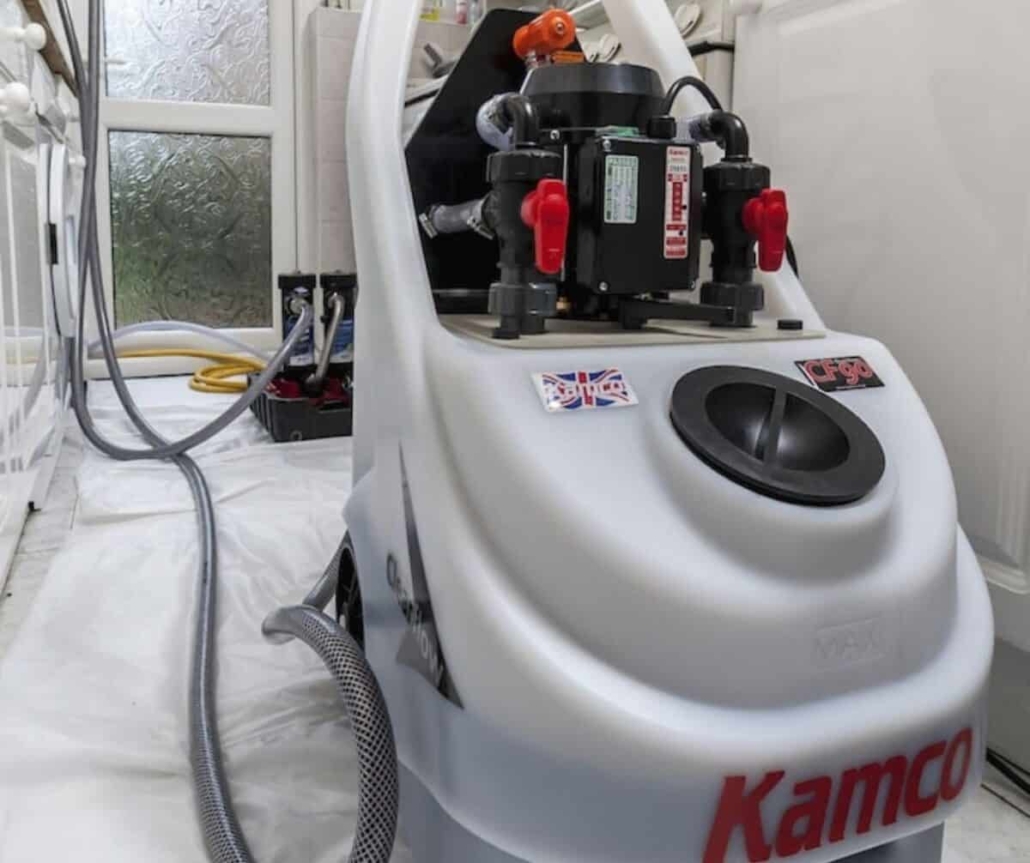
top-left (604, 155), bottom-right (639, 225)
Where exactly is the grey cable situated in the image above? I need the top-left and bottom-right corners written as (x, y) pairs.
top-left (264, 537), bottom-right (347, 647)
top-left (307, 293), bottom-right (345, 394)
top-left (57, 5), bottom-right (273, 852)
top-left (57, 2), bottom-right (398, 861)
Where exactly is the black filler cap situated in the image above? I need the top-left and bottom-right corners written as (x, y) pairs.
top-left (670, 366), bottom-right (886, 506)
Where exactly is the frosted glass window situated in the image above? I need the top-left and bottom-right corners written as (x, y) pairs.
top-left (5, 141), bottom-right (45, 331)
top-left (109, 132), bottom-right (272, 328)
top-left (105, 0), bottom-right (270, 105)
top-left (0, 0), bottom-right (29, 83)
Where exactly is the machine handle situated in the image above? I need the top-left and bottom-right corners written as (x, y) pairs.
top-left (743, 189), bottom-right (789, 272)
top-left (513, 9), bottom-right (576, 61)
top-left (521, 179), bottom-right (570, 276)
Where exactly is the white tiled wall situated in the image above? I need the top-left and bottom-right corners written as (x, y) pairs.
top-left (308, 7), bottom-right (469, 275)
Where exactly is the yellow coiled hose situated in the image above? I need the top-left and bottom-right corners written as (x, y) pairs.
top-left (114, 349), bottom-right (265, 394)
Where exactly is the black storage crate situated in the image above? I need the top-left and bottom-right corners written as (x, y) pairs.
top-left (249, 376), bottom-right (353, 443)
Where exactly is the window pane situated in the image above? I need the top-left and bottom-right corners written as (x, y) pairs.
top-left (105, 0), bottom-right (270, 105)
top-left (110, 132), bottom-right (272, 328)
top-left (0, 0), bottom-right (29, 83)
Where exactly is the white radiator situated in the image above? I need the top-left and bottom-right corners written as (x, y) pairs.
top-left (0, 0), bottom-right (75, 582)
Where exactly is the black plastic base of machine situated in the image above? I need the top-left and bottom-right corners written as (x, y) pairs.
top-left (618, 297), bottom-right (739, 330)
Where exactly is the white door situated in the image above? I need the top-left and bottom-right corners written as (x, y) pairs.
top-left (89, 0), bottom-right (296, 367)
top-left (733, 0), bottom-right (1030, 647)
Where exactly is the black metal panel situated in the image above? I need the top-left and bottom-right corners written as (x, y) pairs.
top-left (576, 137), bottom-right (703, 295)
top-left (406, 10), bottom-right (566, 305)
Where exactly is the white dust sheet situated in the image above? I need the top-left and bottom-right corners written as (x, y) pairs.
top-left (0, 378), bottom-right (409, 862)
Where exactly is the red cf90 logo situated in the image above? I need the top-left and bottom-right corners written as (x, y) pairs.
top-left (797, 356), bottom-right (884, 393)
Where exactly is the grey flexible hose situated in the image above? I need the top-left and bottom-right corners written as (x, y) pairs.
top-left (57, 3), bottom-right (398, 861)
top-left (307, 293), bottom-right (345, 394)
top-left (89, 321), bottom-right (273, 361)
top-left (263, 607), bottom-right (399, 862)
top-left (263, 540), bottom-right (400, 855)
top-left (264, 537), bottom-right (346, 648)
top-left (56, 4), bottom-right (256, 856)
top-left (422, 198), bottom-right (491, 237)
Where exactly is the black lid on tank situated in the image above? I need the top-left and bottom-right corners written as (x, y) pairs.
top-left (523, 63), bottom-right (664, 131)
top-left (670, 366), bottom-right (886, 507)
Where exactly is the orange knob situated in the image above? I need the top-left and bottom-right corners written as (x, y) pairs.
top-left (513, 9), bottom-right (576, 60)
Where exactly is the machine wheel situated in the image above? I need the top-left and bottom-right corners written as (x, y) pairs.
top-left (335, 533), bottom-right (366, 650)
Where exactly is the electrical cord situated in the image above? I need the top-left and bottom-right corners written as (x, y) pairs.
top-left (661, 80), bottom-right (803, 278)
top-left (688, 40), bottom-right (735, 59)
top-left (987, 748), bottom-right (1030, 799)
top-left (785, 236), bottom-right (799, 278)
top-left (661, 74), bottom-right (724, 114)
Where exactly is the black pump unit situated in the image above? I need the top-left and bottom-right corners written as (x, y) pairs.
top-left (411, 9), bottom-right (791, 339)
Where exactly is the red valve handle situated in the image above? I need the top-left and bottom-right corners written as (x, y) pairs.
top-left (742, 189), bottom-right (789, 272)
top-left (521, 179), bottom-right (570, 276)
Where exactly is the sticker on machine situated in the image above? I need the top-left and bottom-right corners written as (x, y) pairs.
top-left (664, 146), bottom-right (692, 259)
top-left (533, 369), bottom-right (638, 413)
top-left (796, 356), bottom-right (884, 392)
top-left (603, 155), bottom-right (639, 224)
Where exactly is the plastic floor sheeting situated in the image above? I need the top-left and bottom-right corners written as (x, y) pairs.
top-left (0, 378), bottom-right (393, 863)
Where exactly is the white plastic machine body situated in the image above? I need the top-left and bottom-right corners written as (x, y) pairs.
top-left (345, 2), bottom-right (993, 861)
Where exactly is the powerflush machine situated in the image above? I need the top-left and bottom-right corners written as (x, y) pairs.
top-left (331, 2), bottom-right (995, 861)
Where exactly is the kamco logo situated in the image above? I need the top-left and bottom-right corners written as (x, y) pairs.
top-left (796, 356), bottom-right (884, 393)
top-left (703, 728), bottom-right (974, 863)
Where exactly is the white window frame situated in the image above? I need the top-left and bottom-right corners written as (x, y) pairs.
top-left (88, 0), bottom-right (296, 375)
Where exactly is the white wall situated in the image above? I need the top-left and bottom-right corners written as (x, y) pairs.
top-left (732, 0), bottom-right (1030, 759)
top-left (0, 0), bottom-right (68, 582)
top-left (301, 6), bottom-right (468, 276)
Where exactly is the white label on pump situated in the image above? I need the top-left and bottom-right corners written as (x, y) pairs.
top-left (664, 146), bottom-right (692, 259)
top-left (603, 155), bottom-right (639, 224)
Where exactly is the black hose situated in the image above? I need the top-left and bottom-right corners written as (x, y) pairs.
top-left (688, 41), bottom-right (735, 59)
top-left (987, 748), bottom-right (1030, 798)
top-left (499, 93), bottom-right (540, 147)
top-left (679, 110), bottom-right (750, 160)
top-left (661, 75), bottom-right (724, 114)
top-left (785, 236), bottom-right (800, 278)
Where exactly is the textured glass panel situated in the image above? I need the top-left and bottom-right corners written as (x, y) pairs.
top-left (6, 136), bottom-right (45, 332)
top-left (0, 0), bottom-right (29, 83)
top-left (105, 0), bottom-right (270, 105)
top-left (110, 132), bottom-right (272, 328)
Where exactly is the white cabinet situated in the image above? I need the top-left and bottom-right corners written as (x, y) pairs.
top-left (0, 1), bottom-right (70, 583)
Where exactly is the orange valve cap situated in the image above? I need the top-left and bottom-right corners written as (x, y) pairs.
top-left (513, 9), bottom-right (576, 60)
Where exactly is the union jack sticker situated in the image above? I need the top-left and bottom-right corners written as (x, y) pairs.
top-left (532, 368), bottom-right (639, 413)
